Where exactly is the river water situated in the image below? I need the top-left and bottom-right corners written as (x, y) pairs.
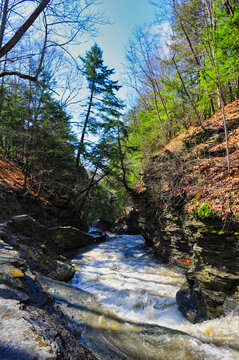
top-left (47, 234), bottom-right (239, 359)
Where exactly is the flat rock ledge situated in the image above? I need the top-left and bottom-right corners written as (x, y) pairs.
top-left (0, 239), bottom-right (97, 360)
top-left (0, 215), bottom-right (106, 282)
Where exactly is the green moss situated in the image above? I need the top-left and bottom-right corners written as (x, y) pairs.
top-left (198, 228), bottom-right (236, 236)
top-left (195, 201), bottom-right (212, 219)
top-left (198, 228), bottom-right (208, 233)
top-left (192, 195), bottom-right (201, 204)
top-left (199, 229), bottom-right (218, 234)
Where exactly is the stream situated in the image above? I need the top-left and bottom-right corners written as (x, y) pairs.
top-left (43, 234), bottom-right (239, 359)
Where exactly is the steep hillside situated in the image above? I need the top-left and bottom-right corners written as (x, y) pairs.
top-left (0, 156), bottom-right (88, 230)
top-left (141, 99), bottom-right (239, 220)
top-left (164, 99), bottom-right (239, 218)
top-left (133, 100), bottom-right (239, 323)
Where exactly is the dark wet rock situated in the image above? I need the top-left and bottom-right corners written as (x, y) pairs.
top-left (5, 215), bottom-right (98, 281)
top-left (177, 266), bottom-right (239, 322)
top-left (111, 222), bottom-right (128, 235)
top-left (48, 226), bottom-right (96, 250)
top-left (133, 186), bottom-right (239, 323)
top-left (18, 241), bottom-right (76, 282)
top-left (176, 285), bottom-right (207, 323)
top-left (110, 209), bottom-right (141, 235)
top-left (89, 230), bottom-right (103, 236)
top-left (10, 214), bottom-right (46, 237)
top-left (88, 230), bottom-right (107, 243)
top-left (125, 209), bottom-right (141, 234)
top-left (6, 224), bottom-right (75, 282)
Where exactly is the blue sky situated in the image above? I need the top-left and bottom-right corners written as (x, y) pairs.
top-left (66, 0), bottom-right (168, 140)
top-left (84, 0), bottom-right (158, 103)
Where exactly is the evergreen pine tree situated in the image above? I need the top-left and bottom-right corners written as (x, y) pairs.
top-left (76, 43), bottom-right (121, 166)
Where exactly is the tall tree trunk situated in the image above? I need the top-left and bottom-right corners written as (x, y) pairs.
top-left (117, 126), bottom-right (134, 194)
top-left (172, 0), bottom-right (201, 67)
top-left (0, 0), bottom-right (51, 58)
top-left (228, 81), bottom-right (234, 102)
top-left (210, 97), bottom-right (215, 115)
top-left (172, 57), bottom-right (205, 131)
top-left (23, 80), bottom-right (32, 189)
top-left (78, 165), bottom-right (98, 212)
top-left (211, 6), bottom-right (230, 173)
top-left (0, 56), bottom-right (7, 147)
top-left (76, 80), bottom-right (95, 167)
top-left (221, 0), bottom-right (233, 15)
top-left (0, 0), bottom-right (9, 49)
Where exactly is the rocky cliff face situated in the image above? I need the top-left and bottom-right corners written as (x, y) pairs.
top-left (135, 191), bottom-right (239, 323)
top-left (133, 100), bottom-right (239, 323)
top-left (133, 188), bottom-right (239, 323)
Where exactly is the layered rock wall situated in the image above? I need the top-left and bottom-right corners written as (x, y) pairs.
top-left (132, 101), bottom-right (239, 323)
top-left (134, 189), bottom-right (239, 323)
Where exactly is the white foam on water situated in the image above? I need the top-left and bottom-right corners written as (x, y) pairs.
top-left (71, 234), bottom-right (239, 359)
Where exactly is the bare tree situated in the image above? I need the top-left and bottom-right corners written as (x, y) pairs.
top-left (125, 27), bottom-right (165, 131)
top-left (0, 0), bottom-right (104, 82)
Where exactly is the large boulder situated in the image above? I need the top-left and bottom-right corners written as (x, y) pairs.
top-left (20, 242), bottom-right (76, 281)
top-left (176, 285), bottom-right (208, 324)
top-left (111, 209), bottom-right (140, 235)
top-left (10, 215), bottom-right (99, 251)
top-left (48, 226), bottom-right (96, 250)
top-left (0, 241), bottom-right (97, 360)
top-left (176, 266), bottom-right (239, 323)
top-left (10, 214), bottom-right (46, 237)
top-left (5, 214), bottom-right (106, 281)
top-left (7, 215), bottom-right (76, 281)
top-left (125, 209), bottom-right (141, 234)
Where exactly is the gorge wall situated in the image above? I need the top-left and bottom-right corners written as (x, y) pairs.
top-left (132, 100), bottom-right (239, 323)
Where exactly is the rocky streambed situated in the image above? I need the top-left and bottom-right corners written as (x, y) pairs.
top-left (0, 214), bottom-right (106, 359)
top-left (1, 194), bottom-right (239, 359)
top-left (1, 209), bottom-right (239, 360)
top-left (38, 234), bottom-right (239, 360)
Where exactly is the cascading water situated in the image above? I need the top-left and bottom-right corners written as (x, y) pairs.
top-left (44, 234), bottom-right (239, 359)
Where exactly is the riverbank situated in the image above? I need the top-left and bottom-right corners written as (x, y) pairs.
top-left (0, 207), bottom-right (108, 359)
top-left (132, 100), bottom-right (239, 323)
top-left (0, 156), bottom-right (105, 359)
top-left (0, 236), bottom-right (98, 359)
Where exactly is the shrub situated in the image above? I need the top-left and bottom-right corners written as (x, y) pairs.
top-left (195, 201), bottom-right (212, 219)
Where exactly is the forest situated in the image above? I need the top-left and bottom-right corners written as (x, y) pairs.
top-left (0, 0), bottom-right (238, 224)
